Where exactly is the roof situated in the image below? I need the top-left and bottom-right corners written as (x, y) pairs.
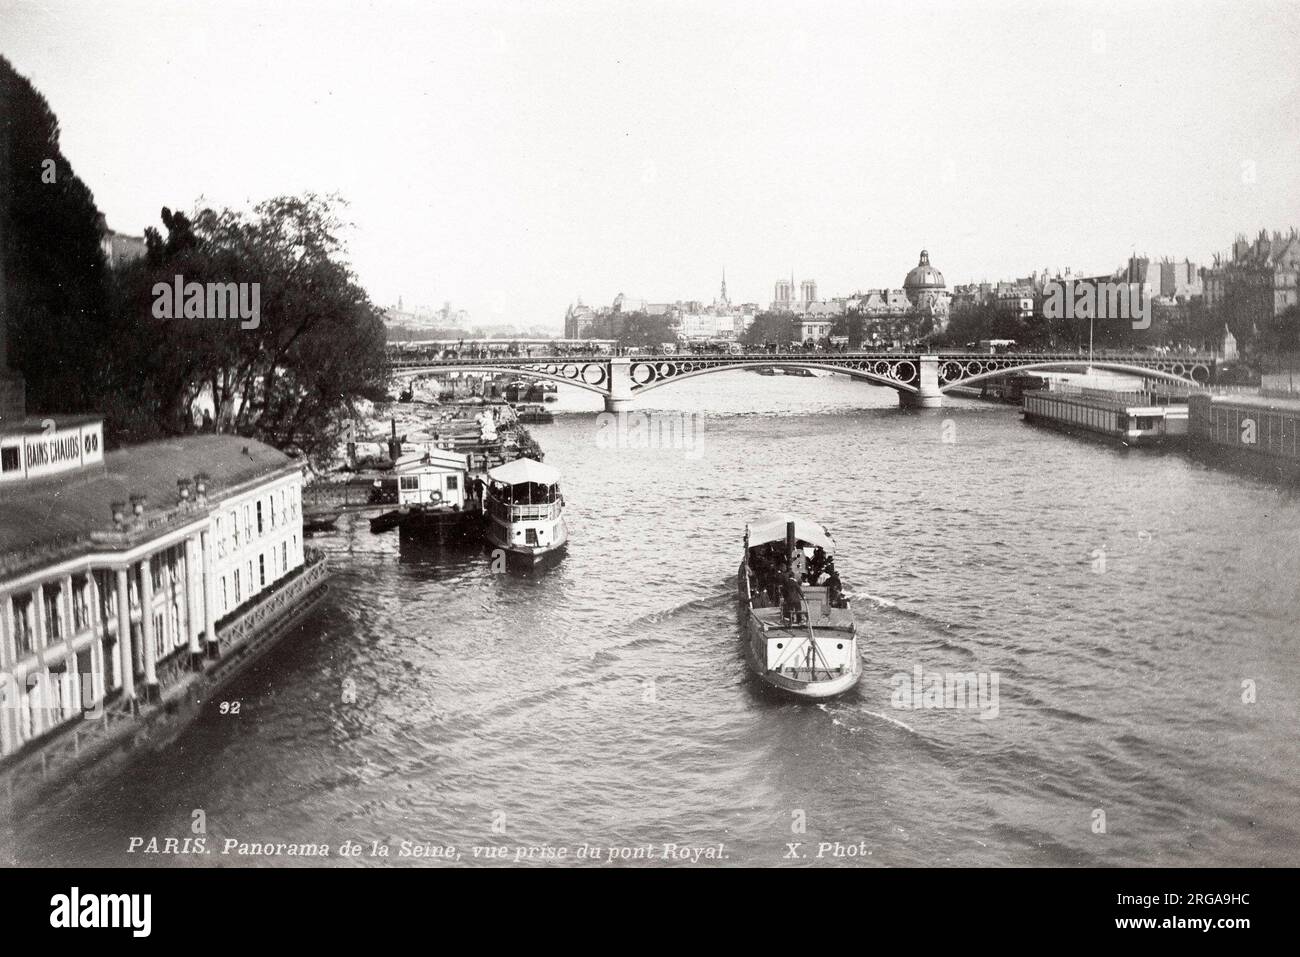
top-left (0, 434), bottom-right (299, 581)
top-left (487, 457), bottom-right (560, 486)
top-left (904, 250), bottom-right (945, 289)
top-left (394, 448), bottom-right (467, 471)
top-left (0, 414), bottom-right (102, 437)
top-left (745, 513), bottom-right (836, 552)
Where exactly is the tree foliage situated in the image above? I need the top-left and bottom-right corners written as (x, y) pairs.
top-left (107, 194), bottom-right (389, 460)
top-left (609, 311), bottom-right (678, 349)
top-left (0, 54), bottom-right (113, 414)
top-left (740, 312), bottom-right (795, 348)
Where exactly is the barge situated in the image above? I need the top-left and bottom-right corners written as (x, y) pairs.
top-left (368, 448), bottom-right (483, 543)
top-left (1022, 388), bottom-right (1188, 445)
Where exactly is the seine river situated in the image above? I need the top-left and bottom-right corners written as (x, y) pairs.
top-left (17, 372), bottom-right (1300, 866)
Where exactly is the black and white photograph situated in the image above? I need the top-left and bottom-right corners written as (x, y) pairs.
top-left (0, 0), bottom-right (1294, 932)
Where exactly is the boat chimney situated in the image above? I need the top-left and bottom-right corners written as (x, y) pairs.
top-left (387, 416), bottom-right (403, 463)
top-left (786, 520), bottom-right (796, 559)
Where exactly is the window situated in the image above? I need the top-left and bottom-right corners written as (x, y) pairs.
top-left (72, 575), bottom-right (90, 631)
top-left (221, 577), bottom-right (228, 614)
top-left (230, 509), bottom-right (240, 548)
top-left (1, 446), bottom-right (19, 472)
top-left (244, 505), bottom-right (252, 540)
top-left (150, 558), bottom-right (162, 592)
top-left (400, 476), bottom-right (420, 491)
top-left (43, 584), bottom-right (62, 643)
top-left (281, 541), bottom-right (288, 571)
top-left (259, 554), bottom-right (266, 588)
top-left (95, 570), bottom-right (115, 621)
top-left (233, 569), bottom-right (241, 603)
top-left (12, 596), bottom-right (34, 656)
top-left (256, 500), bottom-right (264, 534)
top-left (446, 475), bottom-right (459, 491)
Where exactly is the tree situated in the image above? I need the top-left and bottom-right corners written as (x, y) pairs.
top-left (613, 311), bottom-right (677, 349)
top-left (741, 312), bottom-right (794, 348)
top-left (0, 54), bottom-right (113, 415)
top-left (1259, 304), bottom-right (1300, 356)
top-left (830, 311), bottom-right (866, 348)
top-left (109, 194), bottom-right (389, 462)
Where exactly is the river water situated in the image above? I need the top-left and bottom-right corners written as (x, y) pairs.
top-left (16, 372), bottom-right (1300, 866)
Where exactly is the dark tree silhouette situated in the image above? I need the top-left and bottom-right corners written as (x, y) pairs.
top-left (0, 54), bottom-right (113, 416)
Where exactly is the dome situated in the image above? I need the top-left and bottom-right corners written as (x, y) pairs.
top-left (903, 250), bottom-right (945, 290)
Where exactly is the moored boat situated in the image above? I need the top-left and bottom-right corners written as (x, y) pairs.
top-left (512, 402), bottom-right (555, 424)
top-left (368, 449), bottom-right (481, 543)
top-left (737, 514), bottom-right (861, 699)
top-left (483, 458), bottom-right (568, 563)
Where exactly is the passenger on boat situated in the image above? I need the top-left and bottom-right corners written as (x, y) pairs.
top-left (781, 568), bottom-right (805, 624)
top-left (825, 569), bottom-right (845, 608)
top-left (768, 557), bottom-right (790, 605)
top-left (809, 546), bottom-right (827, 582)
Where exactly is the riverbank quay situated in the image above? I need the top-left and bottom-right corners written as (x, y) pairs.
top-left (305, 394), bottom-right (545, 533)
top-left (1188, 391), bottom-right (1300, 481)
top-left (0, 416), bottom-right (328, 829)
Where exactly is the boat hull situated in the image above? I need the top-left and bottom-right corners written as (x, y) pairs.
top-left (483, 515), bottom-right (568, 562)
top-left (743, 646), bottom-right (862, 698)
top-left (737, 562), bottom-right (861, 700)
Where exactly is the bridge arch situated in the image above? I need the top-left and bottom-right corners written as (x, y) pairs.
top-left (628, 358), bottom-right (921, 396)
top-left (938, 358), bottom-right (1212, 392)
top-left (388, 361), bottom-right (612, 397)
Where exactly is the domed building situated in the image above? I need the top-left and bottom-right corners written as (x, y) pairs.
top-left (903, 250), bottom-right (952, 325)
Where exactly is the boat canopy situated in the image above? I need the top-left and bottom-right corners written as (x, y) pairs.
top-left (487, 457), bottom-right (560, 487)
top-left (745, 513), bottom-right (835, 553)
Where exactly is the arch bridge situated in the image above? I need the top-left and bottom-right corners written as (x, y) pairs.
top-left (388, 350), bottom-right (1217, 411)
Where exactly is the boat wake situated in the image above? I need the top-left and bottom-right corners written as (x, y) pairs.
top-left (849, 591), bottom-right (897, 609)
top-left (856, 708), bottom-right (919, 735)
top-left (817, 702), bottom-right (919, 735)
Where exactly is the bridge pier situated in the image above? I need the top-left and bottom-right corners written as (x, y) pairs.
top-left (898, 355), bottom-right (943, 408)
top-left (604, 357), bottom-right (635, 413)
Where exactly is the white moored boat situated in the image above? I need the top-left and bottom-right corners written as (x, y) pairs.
top-left (737, 514), bottom-right (861, 699)
top-left (483, 457), bottom-right (568, 563)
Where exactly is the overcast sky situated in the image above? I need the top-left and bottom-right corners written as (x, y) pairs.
top-left (4, 0), bottom-right (1299, 327)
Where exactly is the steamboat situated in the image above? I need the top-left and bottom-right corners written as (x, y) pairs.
top-left (737, 514), bottom-right (860, 699)
top-left (482, 458), bottom-right (568, 563)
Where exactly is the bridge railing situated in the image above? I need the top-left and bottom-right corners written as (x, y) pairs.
top-left (390, 350), bottom-right (1217, 365)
